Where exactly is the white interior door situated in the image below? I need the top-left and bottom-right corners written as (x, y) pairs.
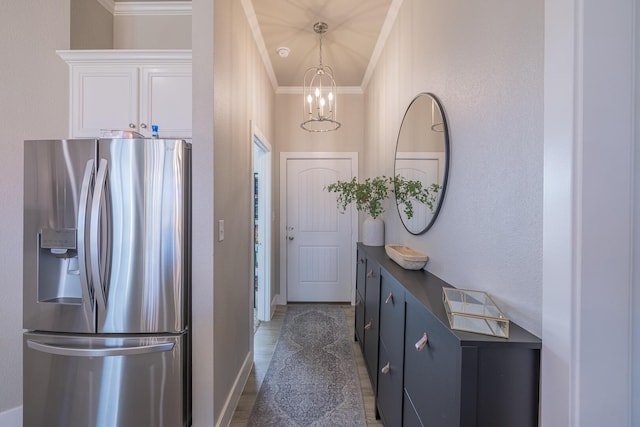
top-left (284, 156), bottom-right (355, 302)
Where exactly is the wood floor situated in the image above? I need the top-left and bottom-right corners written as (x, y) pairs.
top-left (230, 304), bottom-right (384, 426)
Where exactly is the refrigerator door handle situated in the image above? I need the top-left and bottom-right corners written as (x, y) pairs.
top-left (26, 339), bottom-right (175, 357)
top-left (90, 158), bottom-right (110, 312)
top-left (77, 159), bottom-right (96, 327)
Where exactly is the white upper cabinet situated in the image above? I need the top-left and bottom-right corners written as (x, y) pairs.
top-left (58, 50), bottom-right (192, 138)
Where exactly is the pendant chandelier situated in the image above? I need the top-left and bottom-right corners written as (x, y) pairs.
top-left (301, 22), bottom-right (341, 132)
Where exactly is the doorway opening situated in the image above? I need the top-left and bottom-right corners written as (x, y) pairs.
top-left (252, 124), bottom-right (272, 329)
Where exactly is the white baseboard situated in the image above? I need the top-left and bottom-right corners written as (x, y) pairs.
top-left (215, 350), bottom-right (254, 427)
top-left (0, 406), bottom-right (22, 427)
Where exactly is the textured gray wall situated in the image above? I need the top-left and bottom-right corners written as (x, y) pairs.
top-left (364, 0), bottom-right (544, 336)
top-left (70, 0), bottom-right (113, 49)
top-left (0, 0), bottom-right (70, 415)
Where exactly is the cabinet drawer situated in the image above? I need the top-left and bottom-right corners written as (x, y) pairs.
top-left (403, 389), bottom-right (424, 427)
top-left (377, 339), bottom-right (403, 427)
top-left (363, 260), bottom-right (381, 390)
top-left (354, 289), bottom-right (365, 350)
top-left (379, 272), bottom-right (405, 363)
top-left (356, 250), bottom-right (366, 296)
top-left (404, 294), bottom-right (460, 427)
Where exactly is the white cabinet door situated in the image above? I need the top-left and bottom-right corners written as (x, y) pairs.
top-left (139, 66), bottom-right (192, 138)
top-left (71, 66), bottom-right (139, 137)
top-left (68, 62), bottom-right (192, 138)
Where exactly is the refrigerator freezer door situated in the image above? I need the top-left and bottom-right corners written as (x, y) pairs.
top-left (23, 139), bottom-right (97, 333)
top-left (95, 138), bottom-right (190, 334)
top-left (23, 332), bottom-right (187, 427)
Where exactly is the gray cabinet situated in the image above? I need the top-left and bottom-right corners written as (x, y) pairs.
top-left (355, 243), bottom-right (541, 427)
top-left (363, 257), bottom-right (381, 390)
top-left (404, 292), bottom-right (461, 426)
top-left (377, 272), bottom-right (406, 426)
top-left (354, 251), bottom-right (366, 350)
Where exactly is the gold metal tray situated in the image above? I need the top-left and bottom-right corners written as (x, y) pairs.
top-left (442, 288), bottom-right (509, 338)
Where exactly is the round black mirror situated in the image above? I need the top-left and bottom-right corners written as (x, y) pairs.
top-left (394, 93), bottom-right (450, 234)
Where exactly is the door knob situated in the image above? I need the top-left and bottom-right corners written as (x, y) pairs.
top-left (129, 123), bottom-right (136, 129)
top-left (140, 123), bottom-right (147, 129)
top-left (288, 236), bottom-right (294, 241)
top-left (381, 362), bottom-right (390, 375)
top-left (364, 321), bottom-right (372, 330)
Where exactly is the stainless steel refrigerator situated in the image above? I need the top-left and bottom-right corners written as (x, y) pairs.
top-left (23, 138), bottom-right (191, 427)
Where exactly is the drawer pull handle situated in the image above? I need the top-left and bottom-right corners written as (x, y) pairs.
top-left (385, 292), bottom-right (393, 304)
top-left (364, 321), bottom-right (372, 330)
top-left (381, 362), bottom-right (390, 375)
top-left (415, 333), bottom-right (428, 351)
top-left (366, 270), bottom-right (374, 278)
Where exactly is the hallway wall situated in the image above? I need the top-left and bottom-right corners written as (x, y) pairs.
top-left (363, 0), bottom-right (543, 335)
top-left (0, 0), bottom-right (71, 415)
top-left (208, 0), bottom-right (276, 425)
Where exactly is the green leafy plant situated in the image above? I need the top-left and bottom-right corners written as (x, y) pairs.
top-left (325, 175), bottom-right (440, 220)
top-left (393, 179), bottom-right (441, 220)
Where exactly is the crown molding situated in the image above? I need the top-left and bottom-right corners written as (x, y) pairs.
top-left (57, 49), bottom-right (192, 64)
top-left (241, 0), bottom-right (278, 91)
top-left (276, 86), bottom-right (364, 95)
top-left (98, 1), bottom-right (192, 16)
top-left (115, 1), bottom-right (192, 16)
top-left (361, 0), bottom-right (404, 89)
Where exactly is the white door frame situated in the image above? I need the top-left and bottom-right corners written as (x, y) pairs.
top-left (279, 152), bottom-right (359, 305)
top-left (251, 122), bottom-right (273, 322)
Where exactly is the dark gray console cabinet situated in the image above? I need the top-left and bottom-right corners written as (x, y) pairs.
top-left (362, 254), bottom-right (381, 391)
top-left (355, 243), bottom-right (541, 427)
top-left (354, 251), bottom-right (366, 351)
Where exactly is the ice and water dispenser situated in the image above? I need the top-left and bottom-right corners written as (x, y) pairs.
top-left (38, 228), bottom-right (82, 304)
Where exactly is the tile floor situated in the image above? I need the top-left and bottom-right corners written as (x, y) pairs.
top-left (229, 304), bottom-right (384, 426)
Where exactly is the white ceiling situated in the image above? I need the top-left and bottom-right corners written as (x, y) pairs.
top-left (244, 0), bottom-right (401, 91)
top-left (114, 0), bottom-right (400, 91)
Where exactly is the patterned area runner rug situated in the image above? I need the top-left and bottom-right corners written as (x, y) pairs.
top-left (247, 304), bottom-right (366, 426)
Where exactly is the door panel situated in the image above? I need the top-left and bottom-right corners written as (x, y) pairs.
top-left (404, 294), bottom-right (461, 427)
top-left (363, 259), bottom-right (380, 389)
top-left (23, 139), bottom-right (97, 333)
top-left (72, 67), bottom-right (139, 137)
top-left (140, 66), bottom-right (192, 138)
top-left (23, 332), bottom-right (186, 427)
top-left (286, 158), bottom-right (353, 301)
top-left (96, 138), bottom-right (190, 333)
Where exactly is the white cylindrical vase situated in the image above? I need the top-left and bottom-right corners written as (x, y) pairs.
top-left (362, 217), bottom-right (384, 246)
